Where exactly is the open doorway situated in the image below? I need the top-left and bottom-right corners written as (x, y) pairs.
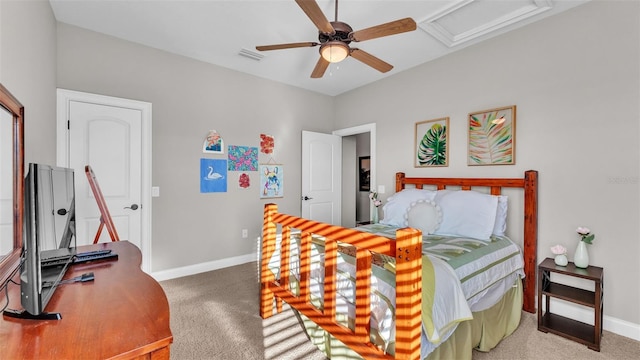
top-left (333, 124), bottom-right (376, 228)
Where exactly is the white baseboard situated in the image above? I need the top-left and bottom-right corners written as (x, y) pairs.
top-left (152, 254), bottom-right (640, 342)
top-left (151, 252), bottom-right (257, 282)
top-left (548, 298), bottom-right (640, 341)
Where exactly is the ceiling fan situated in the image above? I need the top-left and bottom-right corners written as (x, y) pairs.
top-left (255, 0), bottom-right (417, 78)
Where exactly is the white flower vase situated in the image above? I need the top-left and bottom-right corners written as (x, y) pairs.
top-left (554, 254), bottom-right (568, 266)
top-left (372, 208), bottom-right (379, 224)
top-left (574, 241), bottom-right (589, 268)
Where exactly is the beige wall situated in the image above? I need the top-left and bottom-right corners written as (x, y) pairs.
top-left (334, 1), bottom-right (640, 326)
top-left (55, 22), bottom-right (335, 271)
top-left (0, 0), bottom-right (57, 165)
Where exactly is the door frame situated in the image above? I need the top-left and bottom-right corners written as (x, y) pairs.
top-left (333, 123), bottom-right (376, 222)
top-left (55, 89), bottom-right (153, 273)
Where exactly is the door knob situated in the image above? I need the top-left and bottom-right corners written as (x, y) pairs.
top-left (124, 204), bottom-right (139, 210)
top-left (56, 208), bottom-right (68, 216)
top-left (302, 196), bottom-right (313, 201)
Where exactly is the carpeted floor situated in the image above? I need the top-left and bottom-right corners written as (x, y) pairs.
top-left (160, 262), bottom-right (640, 359)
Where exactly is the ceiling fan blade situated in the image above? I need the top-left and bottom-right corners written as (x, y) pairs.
top-left (256, 42), bottom-right (318, 51)
top-left (350, 18), bottom-right (417, 42)
top-left (350, 49), bottom-right (393, 73)
top-left (310, 57), bottom-right (330, 78)
top-left (295, 0), bottom-right (335, 34)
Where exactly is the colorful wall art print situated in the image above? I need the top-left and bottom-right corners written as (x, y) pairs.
top-left (260, 134), bottom-right (274, 154)
top-left (200, 158), bottom-right (227, 193)
top-left (203, 130), bottom-right (224, 154)
top-left (260, 164), bottom-right (284, 198)
top-left (228, 145), bottom-right (258, 171)
top-left (238, 173), bottom-right (251, 189)
top-left (468, 105), bottom-right (516, 165)
top-left (415, 117), bottom-right (449, 167)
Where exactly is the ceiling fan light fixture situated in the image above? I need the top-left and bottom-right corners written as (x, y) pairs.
top-left (320, 41), bottom-right (349, 63)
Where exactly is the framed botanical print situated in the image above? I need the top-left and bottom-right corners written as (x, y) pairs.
top-left (415, 117), bottom-right (449, 167)
top-left (468, 105), bottom-right (516, 166)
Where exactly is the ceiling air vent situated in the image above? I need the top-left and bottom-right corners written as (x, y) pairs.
top-left (238, 48), bottom-right (264, 61)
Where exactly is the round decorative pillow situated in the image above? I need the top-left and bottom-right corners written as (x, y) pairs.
top-left (404, 199), bottom-right (442, 235)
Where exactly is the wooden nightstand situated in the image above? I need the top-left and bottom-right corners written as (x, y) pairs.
top-left (537, 257), bottom-right (603, 351)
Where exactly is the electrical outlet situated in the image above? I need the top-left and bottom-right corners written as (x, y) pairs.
top-left (242, 229), bottom-right (248, 238)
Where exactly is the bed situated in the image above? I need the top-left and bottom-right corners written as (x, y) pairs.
top-left (260, 171), bottom-right (538, 359)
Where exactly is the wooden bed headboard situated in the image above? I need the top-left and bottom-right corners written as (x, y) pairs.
top-left (395, 170), bottom-right (539, 313)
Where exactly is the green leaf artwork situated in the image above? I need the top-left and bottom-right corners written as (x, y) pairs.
top-left (417, 123), bottom-right (447, 166)
top-left (468, 107), bottom-right (515, 165)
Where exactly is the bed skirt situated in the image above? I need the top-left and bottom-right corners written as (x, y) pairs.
top-left (295, 277), bottom-right (523, 360)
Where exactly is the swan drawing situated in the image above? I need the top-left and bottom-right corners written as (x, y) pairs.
top-left (205, 166), bottom-right (223, 180)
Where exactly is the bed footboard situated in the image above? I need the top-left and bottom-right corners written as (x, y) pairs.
top-left (260, 203), bottom-right (422, 359)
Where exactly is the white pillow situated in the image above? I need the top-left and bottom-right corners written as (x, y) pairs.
top-left (433, 190), bottom-right (498, 240)
top-left (405, 199), bottom-right (442, 235)
top-left (493, 195), bottom-right (508, 236)
top-left (380, 188), bottom-right (436, 227)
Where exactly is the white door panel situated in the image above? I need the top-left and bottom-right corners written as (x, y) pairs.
top-left (308, 202), bottom-right (334, 224)
top-left (70, 101), bottom-right (141, 247)
top-left (301, 131), bottom-right (341, 225)
top-left (57, 89), bottom-right (151, 272)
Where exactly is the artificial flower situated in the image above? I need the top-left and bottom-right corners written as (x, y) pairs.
top-left (576, 226), bottom-right (595, 244)
top-left (369, 191), bottom-right (382, 207)
top-left (550, 245), bottom-right (567, 255)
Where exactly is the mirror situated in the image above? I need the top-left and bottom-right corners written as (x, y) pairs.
top-left (0, 83), bottom-right (24, 286)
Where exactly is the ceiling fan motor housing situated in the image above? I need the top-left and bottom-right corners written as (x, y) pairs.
top-left (319, 21), bottom-right (353, 45)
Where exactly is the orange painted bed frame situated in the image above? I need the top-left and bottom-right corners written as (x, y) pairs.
top-left (260, 170), bottom-right (538, 359)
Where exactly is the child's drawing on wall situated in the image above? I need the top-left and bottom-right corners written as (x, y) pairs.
top-left (200, 158), bottom-right (227, 193)
top-left (238, 173), bottom-right (251, 189)
top-left (259, 164), bottom-right (283, 198)
top-left (228, 145), bottom-right (258, 171)
top-left (260, 134), bottom-right (274, 154)
top-left (203, 130), bottom-right (224, 154)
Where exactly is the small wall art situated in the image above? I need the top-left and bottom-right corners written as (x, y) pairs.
top-left (260, 164), bottom-right (284, 198)
top-left (415, 117), bottom-right (449, 167)
top-left (260, 134), bottom-right (274, 154)
top-left (238, 172), bottom-right (251, 189)
top-left (468, 105), bottom-right (516, 166)
top-left (200, 158), bottom-right (227, 193)
top-left (228, 145), bottom-right (258, 171)
top-left (203, 130), bottom-right (224, 154)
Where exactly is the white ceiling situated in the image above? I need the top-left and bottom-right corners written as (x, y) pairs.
top-left (49, 0), bottom-right (590, 96)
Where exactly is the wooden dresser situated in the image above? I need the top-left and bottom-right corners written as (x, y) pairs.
top-left (1, 241), bottom-right (173, 359)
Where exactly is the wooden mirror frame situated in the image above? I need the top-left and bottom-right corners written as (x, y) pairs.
top-left (0, 83), bottom-right (24, 287)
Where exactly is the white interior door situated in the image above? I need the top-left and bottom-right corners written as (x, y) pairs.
top-left (57, 89), bottom-right (152, 272)
top-left (301, 131), bottom-right (341, 225)
top-left (70, 101), bottom-right (141, 245)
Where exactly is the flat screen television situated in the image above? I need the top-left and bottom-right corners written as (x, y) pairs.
top-left (4, 163), bottom-right (76, 320)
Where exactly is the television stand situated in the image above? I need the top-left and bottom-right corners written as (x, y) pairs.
top-left (2, 308), bottom-right (61, 320)
top-left (0, 241), bottom-right (172, 359)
